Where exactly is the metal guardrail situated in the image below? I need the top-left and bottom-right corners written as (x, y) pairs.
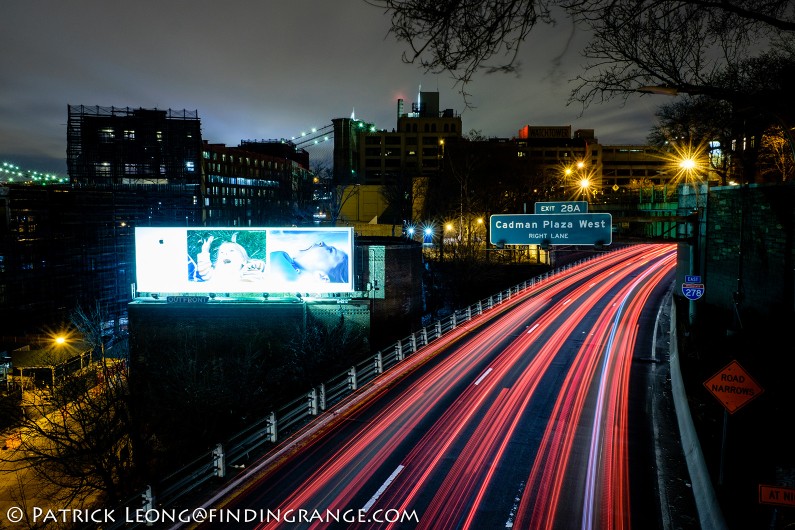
top-left (103, 251), bottom-right (611, 528)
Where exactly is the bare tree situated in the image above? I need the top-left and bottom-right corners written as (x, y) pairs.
top-left (646, 50), bottom-right (795, 183)
top-left (369, 0), bottom-right (795, 183)
top-left (3, 349), bottom-right (134, 508)
top-left (757, 125), bottom-right (795, 182)
top-left (367, 0), bottom-right (556, 105)
top-left (328, 184), bottom-right (363, 224)
top-left (70, 302), bottom-right (115, 364)
top-left (379, 170), bottom-right (415, 228)
top-left (0, 303), bottom-right (135, 509)
top-left (368, 0), bottom-right (795, 112)
top-left (279, 313), bottom-right (370, 387)
top-left (648, 97), bottom-right (735, 186)
top-left (128, 323), bottom-right (274, 471)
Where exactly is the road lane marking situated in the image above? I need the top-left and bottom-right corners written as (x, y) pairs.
top-left (363, 464), bottom-right (405, 512)
top-left (474, 368), bottom-right (493, 386)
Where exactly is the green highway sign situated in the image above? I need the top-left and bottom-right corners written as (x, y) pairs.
top-left (490, 213), bottom-right (612, 246)
top-left (534, 201), bottom-right (588, 214)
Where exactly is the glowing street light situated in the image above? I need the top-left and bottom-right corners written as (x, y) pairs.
top-left (679, 157), bottom-right (697, 172)
top-left (665, 142), bottom-right (709, 188)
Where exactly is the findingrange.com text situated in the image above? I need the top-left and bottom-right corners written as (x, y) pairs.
top-left (4, 506), bottom-right (420, 525)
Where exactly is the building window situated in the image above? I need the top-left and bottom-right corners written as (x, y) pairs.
top-left (99, 128), bottom-right (115, 142)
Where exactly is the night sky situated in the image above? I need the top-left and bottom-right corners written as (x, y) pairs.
top-left (1, 0), bottom-right (664, 175)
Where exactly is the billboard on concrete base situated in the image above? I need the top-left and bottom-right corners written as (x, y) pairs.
top-left (135, 227), bottom-right (354, 294)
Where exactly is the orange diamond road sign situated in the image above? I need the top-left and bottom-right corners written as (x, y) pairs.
top-left (703, 360), bottom-right (764, 414)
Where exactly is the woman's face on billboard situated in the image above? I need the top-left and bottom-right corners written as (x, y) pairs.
top-left (294, 241), bottom-right (345, 273)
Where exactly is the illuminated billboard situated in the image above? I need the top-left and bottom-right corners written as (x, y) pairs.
top-left (135, 227), bottom-right (354, 294)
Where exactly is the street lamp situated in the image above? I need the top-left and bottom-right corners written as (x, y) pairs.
top-left (442, 222), bottom-right (454, 261)
top-left (639, 84), bottom-right (795, 175)
top-left (422, 224), bottom-right (434, 244)
top-left (562, 159), bottom-right (599, 202)
top-left (50, 335), bottom-right (68, 388)
top-left (680, 158), bottom-right (696, 171)
top-left (671, 150), bottom-right (708, 326)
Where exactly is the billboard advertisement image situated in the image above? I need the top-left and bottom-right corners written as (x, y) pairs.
top-left (135, 227), bottom-right (354, 294)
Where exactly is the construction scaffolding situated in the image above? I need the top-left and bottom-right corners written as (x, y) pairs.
top-left (67, 105), bottom-right (203, 186)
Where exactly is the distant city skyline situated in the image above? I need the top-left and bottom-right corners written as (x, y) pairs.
top-left (2, 1), bottom-right (666, 176)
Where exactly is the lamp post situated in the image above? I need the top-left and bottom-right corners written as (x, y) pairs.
top-left (675, 155), bottom-right (708, 326)
top-left (444, 222), bottom-right (454, 260)
top-left (638, 85), bottom-right (714, 326)
top-left (52, 335), bottom-right (67, 389)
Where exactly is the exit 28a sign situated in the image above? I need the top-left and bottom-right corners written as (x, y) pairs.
top-left (534, 201), bottom-right (588, 214)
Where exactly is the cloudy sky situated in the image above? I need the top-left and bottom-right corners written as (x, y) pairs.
top-left (1, 0), bottom-right (665, 175)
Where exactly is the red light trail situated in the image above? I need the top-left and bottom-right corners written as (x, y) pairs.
top-left (196, 244), bottom-right (677, 530)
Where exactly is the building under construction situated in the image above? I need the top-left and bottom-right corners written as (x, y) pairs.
top-left (0, 106), bottom-right (317, 340)
top-left (67, 105), bottom-right (203, 186)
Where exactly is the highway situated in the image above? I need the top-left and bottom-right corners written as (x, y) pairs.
top-left (193, 243), bottom-right (678, 529)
